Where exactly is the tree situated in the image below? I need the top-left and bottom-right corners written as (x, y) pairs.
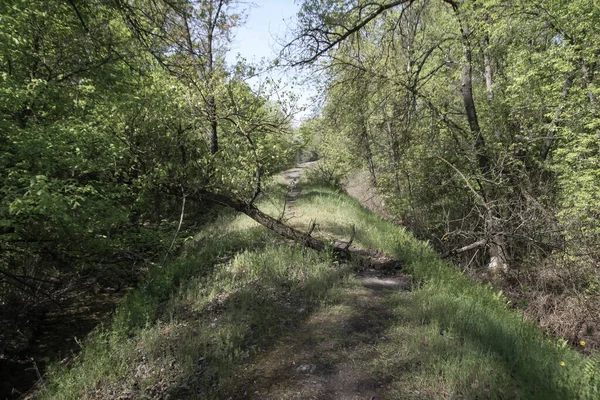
top-left (110, 0), bottom-right (361, 257)
top-left (287, 0), bottom-right (600, 281)
top-left (115, 0), bottom-right (243, 155)
top-left (0, 0), bottom-right (170, 301)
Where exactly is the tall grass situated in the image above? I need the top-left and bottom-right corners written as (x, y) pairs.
top-left (295, 182), bottom-right (600, 399)
top-left (39, 183), bottom-right (354, 399)
top-left (39, 179), bottom-right (600, 399)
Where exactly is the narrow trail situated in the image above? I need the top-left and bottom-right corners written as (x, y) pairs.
top-left (281, 161), bottom-right (317, 219)
top-left (223, 163), bottom-right (412, 400)
top-left (225, 274), bottom-right (411, 399)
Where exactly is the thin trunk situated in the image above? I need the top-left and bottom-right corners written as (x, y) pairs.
top-left (483, 47), bottom-right (494, 101)
top-left (581, 60), bottom-right (600, 153)
top-left (443, 0), bottom-right (489, 172)
top-left (208, 96), bottom-right (218, 154)
top-left (206, 1), bottom-right (220, 154)
top-left (487, 212), bottom-right (508, 273)
top-left (445, 0), bottom-right (505, 271)
top-left (460, 28), bottom-right (507, 271)
top-left (367, 154), bottom-right (377, 185)
top-left (582, 61), bottom-right (597, 108)
top-left (461, 38), bottom-right (489, 173)
top-left (458, 25), bottom-right (508, 271)
top-left (360, 116), bottom-right (377, 185)
top-left (483, 36), bottom-right (501, 141)
top-left (182, 10), bottom-right (219, 154)
top-left (385, 115), bottom-right (402, 194)
top-left (187, 189), bottom-right (352, 258)
top-left (539, 74), bottom-right (574, 161)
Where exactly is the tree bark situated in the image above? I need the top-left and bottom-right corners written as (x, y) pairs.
top-left (206, 1), bottom-right (222, 154)
top-left (486, 212), bottom-right (508, 273)
top-left (460, 35), bottom-right (489, 173)
top-left (443, 0), bottom-right (489, 172)
top-left (483, 35), bottom-right (501, 141)
top-left (208, 96), bottom-right (218, 154)
top-left (581, 60), bottom-right (600, 153)
top-left (442, 238), bottom-right (486, 258)
top-left (445, 0), bottom-right (505, 271)
top-left (483, 42), bottom-right (494, 102)
top-left (385, 113), bottom-right (402, 195)
top-left (360, 118), bottom-right (377, 185)
top-left (539, 74), bottom-right (574, 161)
top-left (185, 189), bottom-right (352, 258)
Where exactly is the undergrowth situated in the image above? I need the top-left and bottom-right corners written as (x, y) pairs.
top-left (39, 178), bottom-right (600, 399)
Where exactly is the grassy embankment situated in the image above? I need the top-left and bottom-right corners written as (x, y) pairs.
top-left (39, 176), bottom-right (600, 399)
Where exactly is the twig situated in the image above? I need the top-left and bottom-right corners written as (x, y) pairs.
top-left (439, 156), bottom-right (489, 210)
top-left (146, 189), bottom-right (186, 288)
top-left (442, 238), bottom-right (487, 258)
top-left (306, 219), bottom-right (317, 236)
top-left (27, 358), bottom-right (46, 390)
top-left (161, 192), bottom-right (186, 267)
top-left (278, 196), bottom-right (288, 221)
top-left (0, 269), bottom-right (64, 310)
top-left (344, 225), bottom-right (356, 250)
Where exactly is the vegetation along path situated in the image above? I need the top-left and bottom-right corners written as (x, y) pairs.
top-left (222, 266), bottom-right (412, 399)
top-left (5, 0), bottom-right (600, 398)
top-left (226, 163), bottom-right (411, 399)
top-left (35, 169), bottom-right (600, 399)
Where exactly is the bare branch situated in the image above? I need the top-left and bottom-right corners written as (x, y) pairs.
top-left (442, 238), bottom-right (487, 258)
top-left (283, 0), bottom-right (414, 66)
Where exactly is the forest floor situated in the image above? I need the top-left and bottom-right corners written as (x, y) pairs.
top-left (31, 163), bottom-right (596, 399)
top-left (220, 162), bottom-right (412, 399)
top-left (1, 267), bottom-right (130, 399)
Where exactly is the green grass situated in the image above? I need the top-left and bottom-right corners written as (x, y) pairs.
top-left (294, 183), bottom-right (600, 399)
top-left (39, 178), bottom-right (600, 399)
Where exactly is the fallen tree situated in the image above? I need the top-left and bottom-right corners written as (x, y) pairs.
top-left (171, 185), bottom-right (354, 258)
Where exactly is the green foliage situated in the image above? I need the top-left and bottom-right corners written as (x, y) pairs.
top-left (39, 181), bottom-right (600, 399)
top-left (0, 0), bottom-right (297, 304)
top-left (0, 0), bottom-right (163, 280)
top-left (298, 116), bottom-right (357, 187)
top-left (297, 0), bottom-right (600, 300)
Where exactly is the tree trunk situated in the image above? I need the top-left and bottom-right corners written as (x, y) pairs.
top-left (487, 212), bottom-right (508, 273)
top-left (483, 35), bottom-right (501, 141)
top-left (385, 115), bottom-right (402, 195)
top-left (206, 4), bottom-right (218, 155)
top-left (186, 189), bottom-right (352, 257)
top-left (205, 0), bottom-right (223, 155)
top-left (483, 44), bottom-right (494, 101)
top-left (539, 74), bottom-right (574, 161)
top-left (460, 36), bottom-right (489, 173)
top-left (360, 117), bottom-right (377, 185)
top-left (581, 60), bottom-right (600, 153)
top-left (447, 1), bottom-right (505, 272)
top-left (208, 95), bottom-right (218, 154)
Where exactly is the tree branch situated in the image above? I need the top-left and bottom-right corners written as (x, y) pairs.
top-left (284, 0), bottom-right (414, 66)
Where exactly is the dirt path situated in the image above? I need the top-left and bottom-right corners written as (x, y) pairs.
top-left (281, 161), bottom-right (317, 219)
top-left (223, 269), bottom-right (411, 400)
top-left (222, 163), bottom-right (411, 399)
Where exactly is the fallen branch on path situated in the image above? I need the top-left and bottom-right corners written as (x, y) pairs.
top-left (442, 238), bottom-right (487, 258)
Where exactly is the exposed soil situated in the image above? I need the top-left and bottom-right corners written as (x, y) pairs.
top-left (2, 163), bottom-right (408, 399)
top-left (343, 170), bottom-right (390, 221)
top-left (221, 268), bottom-right (411, 400)
top-left (218, 162), bottom-right (410, 399)
top-left (282, 161), bottom-right (317, 219)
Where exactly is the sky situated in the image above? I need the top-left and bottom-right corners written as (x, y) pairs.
top-left (226, 0), bottom-right (317, 124)
top-left (226, 0), bottom-right (299, 65)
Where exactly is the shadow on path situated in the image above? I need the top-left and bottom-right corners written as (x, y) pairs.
top-left (221, 270), bottom-right (412, 400)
